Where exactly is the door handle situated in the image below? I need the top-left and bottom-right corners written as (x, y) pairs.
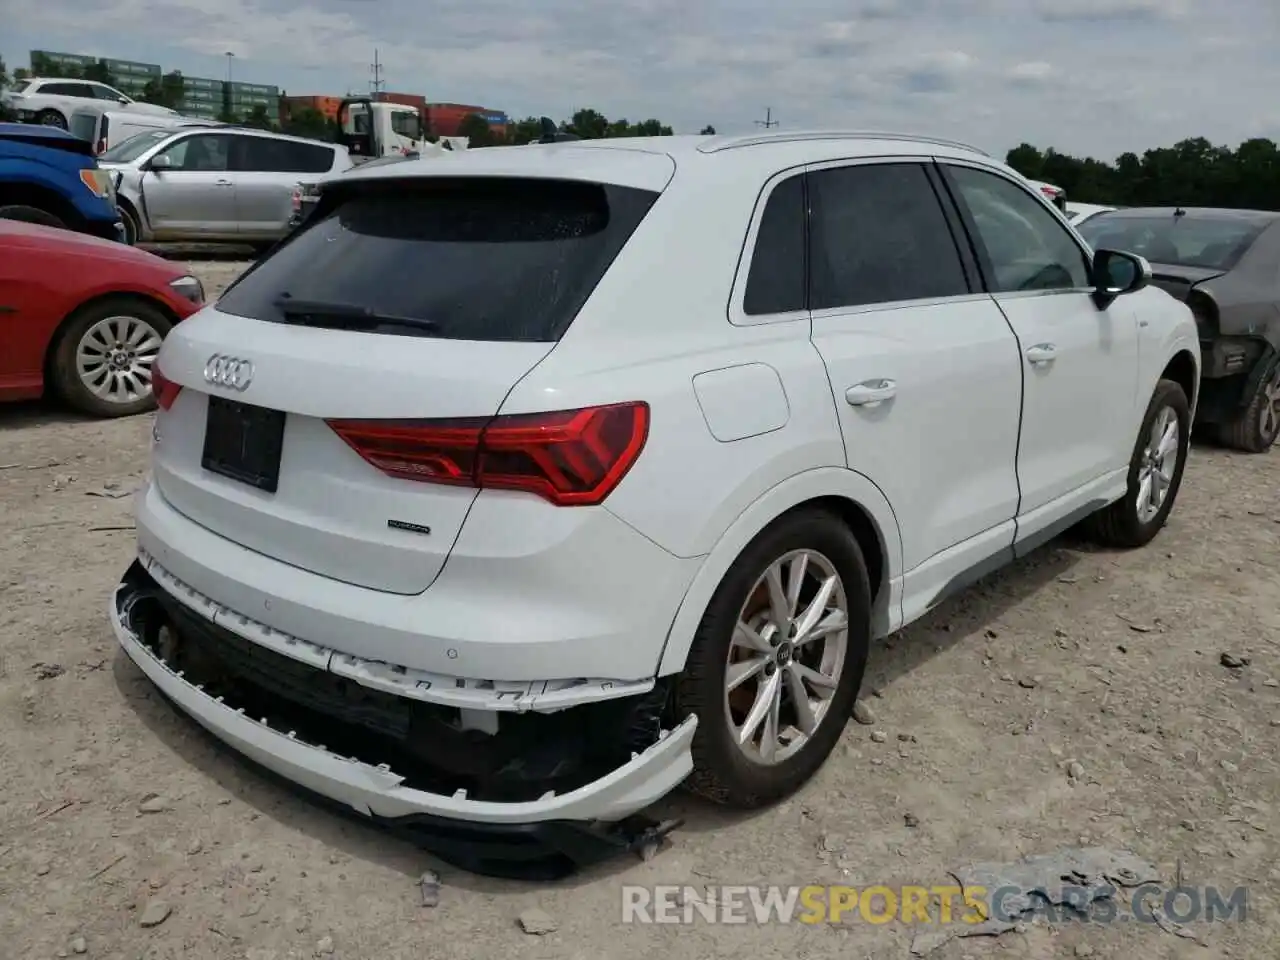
top-left (215, 179), bottom-right (234, 186)
top-left (845, 379), bottom-right (897, 407)
top-left (1025, 343), bottom-right (1057, 365)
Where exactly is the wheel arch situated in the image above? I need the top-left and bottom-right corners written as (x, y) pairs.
top-left (655, 467), bottom-right (903, 677)
top-left (0, 180), bottom-right (84, 230)
top-left (1161, 347), bottom-right (1200, 416)
top-left (43, 291), bottom-right (181, 393)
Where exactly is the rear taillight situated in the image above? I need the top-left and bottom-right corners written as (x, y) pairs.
top-left (95, 138), bottom-right (106, 155)
top-left (151, 363), bottom-right (182, 411)
top-left (326, 402), bottom-right (650, 506)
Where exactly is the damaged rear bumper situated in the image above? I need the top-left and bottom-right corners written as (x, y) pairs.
top-left (111, 559), bottom-right (696, 876)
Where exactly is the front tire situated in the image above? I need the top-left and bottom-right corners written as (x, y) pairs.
top-left (1218, 355), bottom-right (1280, 453)
top-left (1084, 378), bottom-right (1190, 548)
top-left (676, 508), bottom-right (871, 808)
top-left (119, 205), bottom-right (141, 246)
top-left (0, 204), bottom-right (65, 229)
top-left (50, 298), bottom-right (172, 418)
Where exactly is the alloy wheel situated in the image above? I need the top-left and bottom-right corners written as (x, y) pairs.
top-left (75, 314), bottom-right (163, 407)
top-left (724, 549), bottom-right (849, 765)
top-left (1136, 405), bottom-right (1179, 524)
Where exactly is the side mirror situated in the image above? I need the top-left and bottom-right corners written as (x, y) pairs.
top-left (117, 97), bottom-right (129, 104)
top-left (1092, 248), bottom-right (1150, 305)
top-left (147, 154), bottom-right (173, 172)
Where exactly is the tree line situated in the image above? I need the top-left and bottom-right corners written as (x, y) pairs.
top-left (1007, 138), bottom-right (1280, 210)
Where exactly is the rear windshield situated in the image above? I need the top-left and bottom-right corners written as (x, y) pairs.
top-left (12, 80), bottom-right (32, 94)
top-left (100, 129), bottom-right (172, 163)
top-left (69, 113), bottom-right (100, 143)
top-left (217, 177), bottom-right (660, 342)
top-left (1078, 215), bottom-right (1269, 270)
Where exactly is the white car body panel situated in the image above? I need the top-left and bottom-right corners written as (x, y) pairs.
top-left (113, 132), bottom-right (1201, 836)
top-left (4, 77), bottom-right (179, 126)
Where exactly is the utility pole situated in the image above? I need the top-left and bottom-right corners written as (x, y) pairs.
top-left (755, 107), bottom-right (778, 129)
top-left (369, 48), bottom-right (385, 100)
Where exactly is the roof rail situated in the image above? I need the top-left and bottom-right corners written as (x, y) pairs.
top-left (698, 130), bottom-right (990, 157)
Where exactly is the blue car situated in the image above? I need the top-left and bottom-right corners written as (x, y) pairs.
top-left (0, 122), bottom-right (124, 242)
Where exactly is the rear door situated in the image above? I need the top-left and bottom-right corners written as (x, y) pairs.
top-left (804, 160), bottom-right (1024, 621)
top-left (142, 131), bottom-right (238, 239)
top-left (231, 136), bottom-right (336, 239)
top-left (150, 174), bottom-right (665, 595)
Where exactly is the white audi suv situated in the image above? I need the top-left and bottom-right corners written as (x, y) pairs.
top-left (111, 130), bottom-right (1200, 877)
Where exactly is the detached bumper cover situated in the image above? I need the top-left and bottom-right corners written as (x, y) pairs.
top-left (111, 559), bottom-right (697, 875)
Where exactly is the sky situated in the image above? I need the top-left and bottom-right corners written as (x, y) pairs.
top-left (6, 0), bottom-right (1279, 161)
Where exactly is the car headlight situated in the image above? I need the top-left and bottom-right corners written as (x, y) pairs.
top-left (169, 275), bottom-right (205, 306)
top-left (78, 169), bottom-right (116, 200)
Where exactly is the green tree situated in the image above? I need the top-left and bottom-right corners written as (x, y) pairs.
top-left (456, 113), bottom-right (495, 146)
top-left (1006, 137), bottom-right (1280, 209)
top-left (282, 105), bottom-right (331, 140)
top-left (700, 124), bottom-right (716, 135)
top-left (81, 62), bottom-right (117, 88)
top-left (0, 57), bottom-right (9, 92)
top-left (244, 104), bottom-right (275, 129)
top-left (504, 116), bottom-right (546, 145)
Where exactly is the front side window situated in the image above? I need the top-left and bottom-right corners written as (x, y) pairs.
top-left (91, 84), bottom-right (126, 102)
top-left (808, 162), bottom-right (970, 310)
top-left (743, 174), bottom-right (806, 315)
top-left (157, 134), bottom-right (230, 172)
top-left (390, 110), bottom-right (422, 139)
top-left (945, 165), bottom-right (1091, 293)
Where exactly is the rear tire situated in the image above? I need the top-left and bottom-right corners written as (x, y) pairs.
top-left (37, 109), bottom-right (67, 129)
top-left (1084, 378), bottom-right (1190, 548)
top-left (50, 298), bottom-right (172, 418)
top-left (0, 204), bottom-right (64, 229)
top-left (675, 508), bottom-right (871, 808)
top-left (1217, 355), bottom-right (1280, 453)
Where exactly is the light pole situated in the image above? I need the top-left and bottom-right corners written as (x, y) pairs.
top-left (223, 52), bottom-right (235, 121)
top-left (225, 51), bottom-right (234, 86)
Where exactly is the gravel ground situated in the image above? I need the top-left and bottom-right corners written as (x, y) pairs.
top-left (0, 258), bottom-right (1277, 959)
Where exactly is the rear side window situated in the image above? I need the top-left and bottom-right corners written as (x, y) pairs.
top-left (235, 137), bottom-right (335, 174)
top-left (808, 163), bottom-right (970, 310)
top-left (744, 174), bottom-right (806, 315)
top-left (217, 177), bottom-right (660, 342)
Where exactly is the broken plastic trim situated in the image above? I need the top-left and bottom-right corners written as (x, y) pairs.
top-left (137, 545), bottom-right (654, 714)
top-left (112, 560), bottom-right (695, 878)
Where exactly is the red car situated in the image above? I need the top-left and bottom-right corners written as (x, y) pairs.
top-left (0, 220), bottom-right (204, 417)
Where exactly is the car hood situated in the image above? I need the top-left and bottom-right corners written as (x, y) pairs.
top-left (0, 219), bottom-right (176, 270)
top-left (1147, 263), bottom-right (1226, 301)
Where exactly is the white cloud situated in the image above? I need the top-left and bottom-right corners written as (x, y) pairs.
top-left (6, 0), bottom-right (1278, 159)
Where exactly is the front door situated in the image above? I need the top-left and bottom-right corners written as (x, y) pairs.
top-left (142, 132), bottom-right (237, 240)
top-left (803, 160), bottom-right (1024, 621)
top-left (938, 161), bottom-right (1140, 546)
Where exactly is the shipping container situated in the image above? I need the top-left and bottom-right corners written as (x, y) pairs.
top-left (283, 95), bottom-right (343, 121)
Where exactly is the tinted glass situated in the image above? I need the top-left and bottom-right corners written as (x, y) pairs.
top-left (946, 165), bottom-right (1091, 292)
top-left (236, 136), bottom-right (333, 173)
top-left (41, 82), bottom-right (84, 96)
top-left (69, 112), bottom-right (99, 142)
top-left (1077, 215), bottom-right (1269, 271)
top-left (390, 111), bottom-right (422, 139)
top-left (100, 129), bottom-right (171, 163)
top-left (91, 84), bottom-right (123, 101)
top-left (217, 177), bottom-right (660, 342)
top-left (744, 175), bottom-right (806, 315)
top-left (808, 163), bottom-right (969, 310)
top-left (158, 134), bottom-right (230, 172)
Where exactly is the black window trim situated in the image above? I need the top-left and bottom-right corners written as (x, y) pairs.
top-left (727, 163), bottom-right (811, 327)
top-left (934, 158), bottom-right (1097, 298)
top-left (804, 156), bottom-right (986, 317)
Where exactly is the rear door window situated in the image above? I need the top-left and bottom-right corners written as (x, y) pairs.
top-left (235, 137), bottom-right (335, 174)
top-left (808, 162), bottom-right (971, 309)
top-left (216, 177), bottom-right (660, 342)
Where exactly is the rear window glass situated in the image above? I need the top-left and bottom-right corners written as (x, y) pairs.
top-left (217, 177), bottom-right (660, 342)
top-left (12, 80), bottom-right (32, 94)
top-left (69, 112), bottom-right (99, 142)
top-left (1077, 215), bottom-right (1270, 270)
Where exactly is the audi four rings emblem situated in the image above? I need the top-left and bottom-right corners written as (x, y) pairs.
top-left (204, 355), bottom-right (255, 391)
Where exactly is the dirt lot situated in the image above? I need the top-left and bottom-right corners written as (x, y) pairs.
top-left (1, 257), bottom-right (1277, 959)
